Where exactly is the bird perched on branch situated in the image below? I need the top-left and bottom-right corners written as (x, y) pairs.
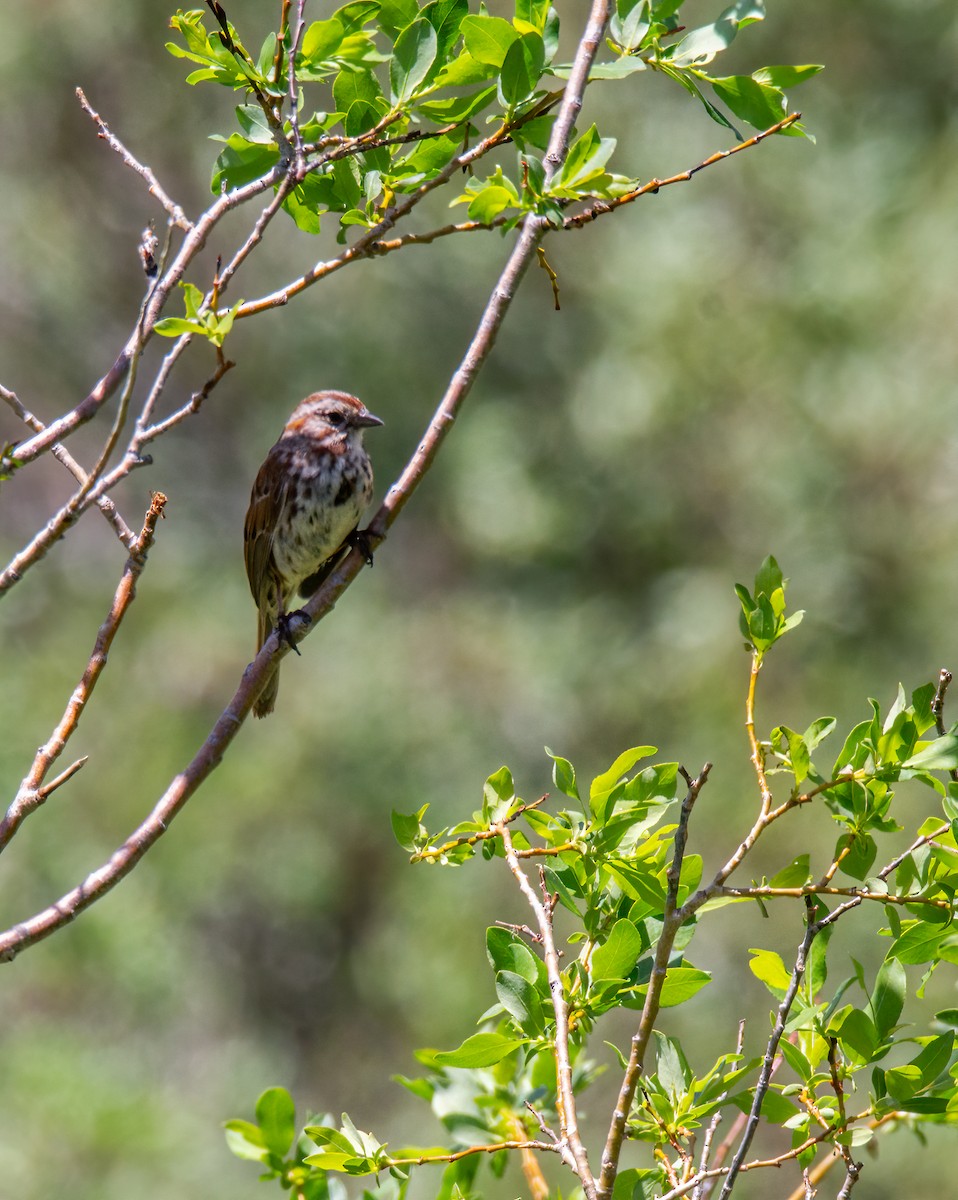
top-left (244, 390), bottom-right (383, 718)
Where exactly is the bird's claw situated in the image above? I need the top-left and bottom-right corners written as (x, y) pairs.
top-left (347, 527), bottom-right (376, 566)
top-left (276, 609), bottom-right (311, 654)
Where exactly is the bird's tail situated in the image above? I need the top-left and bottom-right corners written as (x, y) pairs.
top-left (253, 607), bottom-right (280, 719)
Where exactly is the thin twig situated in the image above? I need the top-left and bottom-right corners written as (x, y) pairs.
top-left (931, 668), bottom-right (958, 783)
top-left (745, 652), bottom-right (773, 815)
top-left (692, 1020), bottom-right (745, 1200)
top-left (563, 113), bottom-right (800, 230)
top-left (388, 1139), bottom-right (561, 1168)
top-left (497, 823), bottom-right (593, 1192)
top-left (716, 884), bottom-right (950, 910)
top-left (286, 0), bottom-right (308, 174)
top-left (596, 763), bottom-right (711, 1200)
top-left (0, 493), bottom-right (167, 853)
top-left (0, 385), bottom-right (135, 547)
top-left (75, 87), bottom-right (192, 230)
top-left (715, 897), bottom-right (820, 1200)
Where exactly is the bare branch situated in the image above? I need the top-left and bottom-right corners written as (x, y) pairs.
top-left (0, 493), bottom-right (168, 853)
top-left (76, 86), bottom-right (192, 231)
top-left (1, 385), bottom-right (135, 547)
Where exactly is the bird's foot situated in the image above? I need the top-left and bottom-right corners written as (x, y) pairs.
top-left (346, 526), bottom-right (376, 566)
top-left (276, 609), bottom-right (311, 654)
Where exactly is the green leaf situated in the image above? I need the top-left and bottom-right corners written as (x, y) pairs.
top-left (591, 919), bottom-right (643, 982)
top-left (485, 768), bottom-right (513, 806)
top-left (652, 1031), bottom-right (692, 1098)
top-left (748, 948), bottom-right (791, 997)
top-left (835, 832), bottom-right (877, 882)
top-left (612, 1168), bottom-right (668, 1200)
top-left (804, 716), bottom-right (837, 752)
top-left (390, 18), bottom-right (438, 102)
top-left (211, 138), bottom-right (279, 192)
top-left (778, 1039), bottom-right (812, 1083)
top-left (590, 746), bottom-right (656, 808)
top-left (392, 806), bottom-right (427, 851)
top-left (235, 104), bottom-right (274, 144)
top-left (710, 75), bottom-right (787, 133)
top-left (546, 749), bottom-right (579, 801)
top-left (303, 18), bottom-right (346, 62)
top-left (834, 1008), bottom-right (878, 1063)
top-left (378, 0), bottom-right (418, 36)
top-left (498, 30), bottom-right (545, 107)
top-left (768, 854), bottom-right (810, 888)
top-left (752, 64), bottom-right (824, 89)
top-left (432, 1032), bottom-right (526, 1067)
top-left (611, 0), bottom-right (651, 52)
top-left (486, 927), bottom-right (540, 983)
top-left (559, 124), bottom-right (616, 189)
top-left (463, 184), bottom-right (515, 223)
top-left (223, 1119), bottom-right (269, 1163)
top-left (891, 922), bottom-right (944, 965)
top-left (153, 317), bottom-right (200, 339)
top-left (902, 734), bottom-right (958, 772)
top-left (332, 67), bottom-right (384, 115)
top-left (754, 554), bottom-right (783, 599)
top-left (415, 85), bottom-right (496, 124)
top-left (461, 14), bottom-right (519, 67)
top-left (496, 969), bottom-right (544, 1034)
top-left (434, 51), bottom-right (497, 86)
top-left (669, 0), bottom-right (765, 68)
top-left (658, 966), bottom-right (711, 1006)
top-left (421, 0), bottom-right (469, 63)
top-left (910, 1031), bottom-right (954, 1087)
top-left (255, 1087), bottom-right (296, 1157)
top-left (332, 1), bottom-right (383, 36)
top-left (870, 956), bottom-right (906, 1040)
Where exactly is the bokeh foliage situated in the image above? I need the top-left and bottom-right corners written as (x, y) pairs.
top-left (1, 2), bottom-right (958, 1198)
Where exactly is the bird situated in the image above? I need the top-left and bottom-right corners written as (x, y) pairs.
top-left (244, 390), bottom-right (383, 718)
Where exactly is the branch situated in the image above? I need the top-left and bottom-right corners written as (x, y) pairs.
top-left (745, 651), bottom-right (773, 816)
top-left (6, 161), bottom-right (282, 471)
top-left (715, 897), bottom-right (820, 1200)
top-left (76, 86), bottom-right (192, 231)
top-left (595, 763), bottom-right (711, 1200)
top-left (563, 113), bottom-right (801, 230)
top-left (0, 0), bottom-right (612, 963)
top-left (931, 668), bottom-right (958, 784)
top-left (387, 1139), bottom-right (562, 1168)
top-left (715, 884), bottom-right (951, 910)
top-left (0, 385), bottom-right (135, 548)
top-left (0, 493), bottom-right (168, 853)
top-left (0, 351), bottom-right (232, 594)
top-left (497, 823), bottom-right (594, 1193)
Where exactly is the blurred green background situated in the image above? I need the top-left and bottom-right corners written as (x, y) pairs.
top-left (2, 2), bottom-right (958, 1197)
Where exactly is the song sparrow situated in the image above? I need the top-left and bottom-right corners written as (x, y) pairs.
top-left (244, 390), bottom-right (383, 718)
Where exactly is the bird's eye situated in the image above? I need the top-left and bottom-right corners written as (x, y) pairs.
top-left (327, 411), bottom-right (346, 427)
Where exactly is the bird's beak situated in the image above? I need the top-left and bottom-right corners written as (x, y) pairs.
top-left (355, 408), bottom-right (384, 428)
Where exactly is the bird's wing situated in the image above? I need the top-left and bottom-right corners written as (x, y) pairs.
top-left (243, 460), bottom-right (288, 607)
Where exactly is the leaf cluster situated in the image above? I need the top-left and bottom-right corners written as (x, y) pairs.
top-left (230, 557), bottom-right (958, 1197)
